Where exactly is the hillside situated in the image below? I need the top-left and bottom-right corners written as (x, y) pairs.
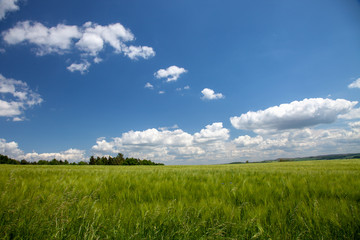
top-left (230, 153), bottom-right (360, 164)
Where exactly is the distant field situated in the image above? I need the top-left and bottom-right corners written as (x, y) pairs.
top-left (1, 160), bottom-right (360, 239)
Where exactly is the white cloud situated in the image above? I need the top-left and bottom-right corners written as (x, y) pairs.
top-left (3, 119), bottom-right (359, 165)
top-left (230, 98), bottom-right (357, 131)
top-left (144, 82), bottom-right (154, 89)
top-left (0, 74), bottom-right (43, 119)
top-left (24, 149), bottom-right (86, 162)
top-left (184, 85), bottom-right (190, 90)
top-left (3, 21), bottom-right (82, 55)
top-left (67, 61), bottom-right (91, 74)
top-left (348, 78), bottom-right (360, 89)
top-left (194, 122), bottom-right (229, 143)
top-left (231, 127), bottom-right (360, 161)
top-left (0, 0), bottom-right (19, 20)
top-left (121, 128), bottom-right (194, 146)
top-left (92, 137), bottom-right (115, 153)
top-left (124, 45), bottom-right (155, 60)
top-left (154, 66), bottom-right (187, 82)
top-left (0, 100), bottom-right (21, 117)
top-left (2, 21), bottom-right (155, 71)
top-left (0, 138), bottom-right (23, 157)
top-left (201, 88), bottom-right (224, 100)
top-left (349, 121), bottom-right (360, 129)
top-left (91, 122), bottom-right (231, 164)
top-left (158, 124), bottom-right (179, 131)
top-left (81, 21), bottom-right (134, 51)
top-left (0, 138), bottom-right (86, 162)
top-left (233, 135), bottom-right (264, 147)
top-left (93, 57), bottom-right (102, 63)
top-left (339, 108), bottom-right (360, 120)
top-left (158, 90), bottom-right (165, 94)
top-left (75, 32), bottom-right (104, 56)
top-left (12, 116), bottom-right (23, 121)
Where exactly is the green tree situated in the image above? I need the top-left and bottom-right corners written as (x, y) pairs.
top-left (89, 156), bottom-right (96, 165)
top-left (20, 159), bottom-right (29, 165)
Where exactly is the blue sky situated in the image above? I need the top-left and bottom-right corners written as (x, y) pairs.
top-left (0, 0), bottom-right (360, 164)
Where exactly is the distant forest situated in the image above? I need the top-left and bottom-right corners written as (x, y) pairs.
top-left (0, 153), bottom-right (164, 166)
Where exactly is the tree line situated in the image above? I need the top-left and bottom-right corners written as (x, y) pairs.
top-left (0, 153), bottom-right (164, 166)
top-left (89, 153), bottom-right (163, 165)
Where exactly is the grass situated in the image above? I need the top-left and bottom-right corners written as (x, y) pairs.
top-left (1, 159), bottom-right (360, 239)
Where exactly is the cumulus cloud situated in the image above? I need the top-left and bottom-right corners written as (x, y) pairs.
top-left (232, 126), bottom-right (360, 161)
top-left (348, 78), bottom-right (360, 89)
top-left (230, 98), bottom-right (357, 131)
top-left (67, 61), bottom-right (91, 74)
top-left (0, 138), bottom-right (86, 162)
top-left (158, 90), bottom-right (165, 94)
top-left (349, 121), bottom-right (360, 129)
top-left (339, 108), bottom-right (360, 120)
top-left (194, 122), bottom-right (229, 143)
top-left (3, 21), bottom-right (82, 55)
top-left (233, 135), bottom-right (264, 147)
top-left (91, 122), bottom-right (231, 164)
top-left (0, 138), bottom-right (23, 157)
top-left (0, 0), bottom-right (19, 20)
top-left (91, 119), bottom-right (360, 164)
top-left (201, 88), bottom-right (224, 100)
top-left (124, 45), bottom-right (155, 60)
top-left (0, 74), bottom-right (43, 120)
top-left (75, 32), bottom-right (104, 56)
top-left (24, 148), bottom-right (86, 162)
top-left (154, 66), bottom-right (187, 82)
top-left (121, 128), bottom-right (193, 146)
top-left (2, 21), bottom-right (155, 71)
top-left (3, 120), bottom-right (359, 164)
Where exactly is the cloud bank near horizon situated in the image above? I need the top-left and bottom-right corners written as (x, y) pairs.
top-left (2, 120), bottom-right (360, 164)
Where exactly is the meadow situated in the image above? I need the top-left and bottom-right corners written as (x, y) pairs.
top-left (1, 159), bottom-right (360, 239)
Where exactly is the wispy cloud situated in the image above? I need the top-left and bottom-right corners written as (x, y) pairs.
top-left (144, 82), bottom-right (154, 89)
top-left (67, 61), bottom-right (91, 74)
top-left (348, 78), bottom-right (360, 89)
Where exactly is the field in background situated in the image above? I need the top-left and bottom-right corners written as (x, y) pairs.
top-left (1, 160), bottom-right (360, 239)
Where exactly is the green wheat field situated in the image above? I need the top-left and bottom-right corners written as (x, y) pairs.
top-left (1, 159), bottom-right (360, 239)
